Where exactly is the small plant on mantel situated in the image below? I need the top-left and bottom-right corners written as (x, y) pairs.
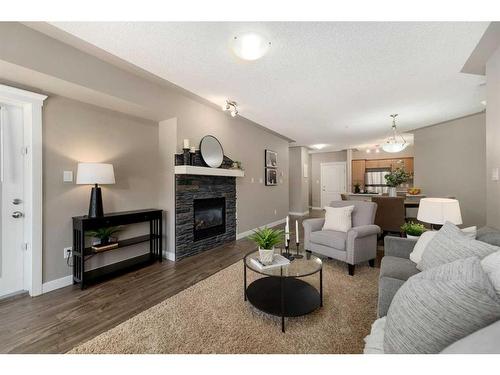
top-left (249, 227), bottom-right (284, 265)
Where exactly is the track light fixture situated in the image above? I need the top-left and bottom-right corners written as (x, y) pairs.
top-left (222, 100), bottom-right (238, 117)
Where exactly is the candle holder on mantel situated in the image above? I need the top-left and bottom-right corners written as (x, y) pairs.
top-left (283, 238), bottom-right (295, 261)
top-left (189, 147), bottom-right (196, 166)
top-left (182, 148), bottom-right (190, 165)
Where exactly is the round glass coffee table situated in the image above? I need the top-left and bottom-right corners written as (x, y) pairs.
top-left (243, 250), bottom-right (323, 332)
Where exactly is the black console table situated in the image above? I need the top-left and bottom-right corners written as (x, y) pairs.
top-left (72, 209), bottom-right (163, 289)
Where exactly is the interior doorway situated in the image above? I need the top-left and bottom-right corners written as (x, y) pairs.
top-left (320, 162), bottom-right (347, 208)
top-left (0, 84), bottom-right (46, 298)
top-left (0, 104), bottom-right (25, 297)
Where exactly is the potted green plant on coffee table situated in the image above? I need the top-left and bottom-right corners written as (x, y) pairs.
top-left (249, 227), bottom-right (284, 265)
top-left (401, 221), bottom-right (426, 240)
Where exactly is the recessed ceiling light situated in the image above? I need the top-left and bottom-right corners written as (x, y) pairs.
top-left (366, 149), bottom-right (371, 153)
top-left (232, 32), bottom-right (271, 61)
top-left (375, 148), bottom-right (380, 153)
top-left (311, 144), bottom-right (327, 150)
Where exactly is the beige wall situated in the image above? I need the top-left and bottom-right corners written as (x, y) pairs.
top-left (0, 23), bottom-right (290, 283)
top-left (175, 107), bottom-right (290, 234)
top-left (352, 145), bottom-right (414, 160)
top-left (309, 151), bottom-right (347, 208)
top-left (414, 113), bottom-right (486, 227)
top-left (486, 45), bottom-right (500, 229)
top-left (43, 96), bottom-right (159, 282)
top-left (289, 147), bottom-right (310, 214)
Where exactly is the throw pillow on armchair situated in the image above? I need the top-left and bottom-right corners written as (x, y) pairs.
top-left (322, 205), bottom-right (354, 232)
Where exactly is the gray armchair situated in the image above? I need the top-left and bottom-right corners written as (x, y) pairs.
top-left (303, 201), bottom-right (380, 275)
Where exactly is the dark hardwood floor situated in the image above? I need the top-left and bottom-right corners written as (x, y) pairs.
top-left (0, 211), bottom-right (381, 354)
top-left (0, 235), bottom-right (258, 353)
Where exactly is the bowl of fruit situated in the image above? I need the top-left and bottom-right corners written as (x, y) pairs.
top-left (407, 188), bottom-right (421, 195)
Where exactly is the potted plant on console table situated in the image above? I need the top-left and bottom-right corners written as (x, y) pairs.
top-left (384, 168), bottom-right (410, 197)
top-left (86, 226), bottom-right (123, 252)
top-left (249, 227), bottom-right (284, 265)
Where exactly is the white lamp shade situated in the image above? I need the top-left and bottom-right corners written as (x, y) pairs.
top-left (76, 163), bottom-right (115, 185)
top-left (417, 198), bottom-right (462, 225)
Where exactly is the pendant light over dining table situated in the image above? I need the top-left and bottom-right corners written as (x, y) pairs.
top-left (382, 114), bottom-right (407, 153)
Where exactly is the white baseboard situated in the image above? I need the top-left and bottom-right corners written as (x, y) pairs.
top-left (236, 218), bottom-right (287, 240)
top-left (289, 210), bottom-right (309, 216)
top-left (309, 206), bottom-right (323, 210)
top-left (42, 275), bottom-right (73, 294)
top-left (163, 251), bottom-right (176, 262)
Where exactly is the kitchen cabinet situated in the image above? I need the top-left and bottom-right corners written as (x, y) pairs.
top-left (352, 157), bottom-right (414, 191)
top-left (403, 158), bottom-right (414, 176)
top-left (351, 159), bottom-right (366, 190)
top-left (365, 160), bottom-right (379, 169)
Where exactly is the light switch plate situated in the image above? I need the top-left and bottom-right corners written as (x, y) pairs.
top-left (63, 170), bottom-right (73, 183)
top-left (492, 168), bottom-right (499, 181)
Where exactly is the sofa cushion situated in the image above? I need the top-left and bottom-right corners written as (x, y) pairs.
top-left (378, 277), bottom-right (406, 318)
top-left (363, 317), bottom-right (386, 354)
top-left (417, 222), bottom-right (499, 271)
top-left (310, 230), bottom-right (346, 250)
top-left (380, 256), bottom-right (420, 281)
top-left (409, 226), bottom-right (477, 264)
top-left (440, 320), bottom-right (500, 354)
top-left (384, 257), bottom-right (500, 354)
top-left (481, 250), bottom-right (500, 296)
top-left (477, 226), bottom-right (500, 247)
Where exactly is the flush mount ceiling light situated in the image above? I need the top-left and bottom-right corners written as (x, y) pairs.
top-left (222, 99), bottom-right (238, 117)
top-left (382, 114), bottom-right (408, 153)
top-left (232, 32), bottom-right (271, 61)
top-left (311, 144), bottom-right (328, 150)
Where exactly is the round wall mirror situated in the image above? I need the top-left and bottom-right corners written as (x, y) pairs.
top-left (200, 135), bottom-right (224, 168)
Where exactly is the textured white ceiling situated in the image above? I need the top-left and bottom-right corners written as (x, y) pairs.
top-left (50, 22), bottom-right (488, 150)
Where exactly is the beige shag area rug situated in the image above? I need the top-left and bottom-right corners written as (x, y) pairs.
top-left (70, 259), bottom-right (379, 354)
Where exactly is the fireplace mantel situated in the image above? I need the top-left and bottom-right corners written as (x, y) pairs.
top-left (174, 165), bottom-right (244, 177)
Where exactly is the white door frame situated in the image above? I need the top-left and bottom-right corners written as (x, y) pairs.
top-left (0, 84), bottom-right (47, 297)
top-left (320, 161), bottom-right (347, 208)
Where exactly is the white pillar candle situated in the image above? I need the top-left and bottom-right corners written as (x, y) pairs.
top-left (183, 139), bottom-right (190, 149)
top-left (285, 216), bottom-right (289, 233)
top-left (296, 220), bottom-right (299, 243)
top-left (190, 146), bottom-right (196, 153)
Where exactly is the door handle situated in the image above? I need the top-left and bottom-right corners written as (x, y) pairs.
top-left (12, 211), bottom-right (24, 219)
top-left (13, 198), bottom-right (22, 205)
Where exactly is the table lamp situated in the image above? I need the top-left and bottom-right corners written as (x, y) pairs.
top-left (417, 198), bottom-right (462, 230)
top-left (76, 162), bottom-right (115, 217)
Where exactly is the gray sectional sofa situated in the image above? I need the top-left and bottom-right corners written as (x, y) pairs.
top-left (378, 227), bottom-right (500, 353)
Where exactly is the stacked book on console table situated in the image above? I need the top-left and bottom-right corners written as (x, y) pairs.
top-left (91, 242), bottom-right (119, 253)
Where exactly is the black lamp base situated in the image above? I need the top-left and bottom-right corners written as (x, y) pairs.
top-left (88, 184), bottom-right (104, 218)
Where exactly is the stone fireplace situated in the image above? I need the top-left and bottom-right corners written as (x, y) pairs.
top-left (175, 174), bottom-right (236, 260)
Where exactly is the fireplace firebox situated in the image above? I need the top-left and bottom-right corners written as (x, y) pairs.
top-left (193, 197), bottom-right (226, 241)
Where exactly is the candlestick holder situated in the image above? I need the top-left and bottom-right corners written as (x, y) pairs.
top-left (182, 148), bottom-right (190, 165)
top-left (294, 242), bottom-right (303, 258)
top-left (189, 149), bottom-right (196, 165)
top-left (283, 238), bottom-right (295, 261)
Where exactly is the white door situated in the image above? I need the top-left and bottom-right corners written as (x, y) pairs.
top-left (320, 162), bottom-right (347, 208)
top-left (0, 103), bottom-right (25, 297)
